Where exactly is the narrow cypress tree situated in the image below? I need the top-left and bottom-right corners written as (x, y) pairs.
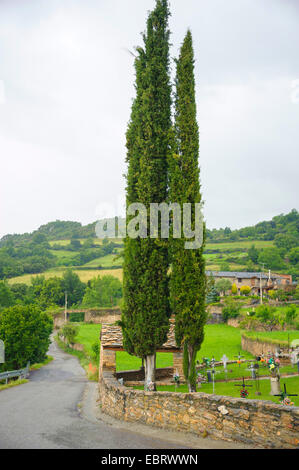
top-left (169, 30), bottom-right (207, 392)
top-left (122, 1), bottom-right (171, 391)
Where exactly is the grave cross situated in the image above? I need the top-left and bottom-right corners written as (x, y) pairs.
top-left (274, 383), bottom-right (298, 404)
top-left (234, 351), bottom-right (245, 367)
top-left (221, 354), bottom-right (229, 381)
top-left (235, 376), bottom-right (252, 398)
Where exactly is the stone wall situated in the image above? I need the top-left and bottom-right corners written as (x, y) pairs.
top-left (116, 367), bottom-right (173, 383)
top-left (99, 369), bottom-right (299, 449)
top-left (241, 334), bottom-right (289, 357)
top-left (206, 305), bottom-right (224, 324)
top-left (53, 307), bottom-right (121, 329)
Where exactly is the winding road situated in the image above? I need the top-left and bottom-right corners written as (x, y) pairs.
top-left (0, 339), bottom-right (250, 449)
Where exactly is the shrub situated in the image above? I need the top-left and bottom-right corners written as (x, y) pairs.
top-left (92, 341), bottom-right (100, 362)
top-left (0, 304), bottom-right (53, 371)
top-left (231, 283), bottom-right (238, 295)
top-left (60, 323), bottom-right (79, 345)
top-left (222, 298), bottom-right (242, 322)
top-left (285, 305), bottom-right (297, 324)
top-left (240, 285), bottom-right (251, 296)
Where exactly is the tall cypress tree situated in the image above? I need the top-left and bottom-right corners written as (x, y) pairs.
top-left (121, 0), bottom-right (171, 391)
top-left (169, 30), bottom-right (207, 392)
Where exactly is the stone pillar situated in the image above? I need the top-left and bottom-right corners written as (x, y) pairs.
top-left (99, 345), bottom-right (116, 379)
top-left (173, 350), bottom-right (184, 380)
top-left (270, 376), bottom-right (281, 395)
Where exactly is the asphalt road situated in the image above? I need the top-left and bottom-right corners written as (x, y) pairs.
top-left (0, 339), bottom-right (250, 449)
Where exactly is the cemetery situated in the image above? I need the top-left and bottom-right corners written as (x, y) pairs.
top-left (98, 320), bottom-right (299, 448)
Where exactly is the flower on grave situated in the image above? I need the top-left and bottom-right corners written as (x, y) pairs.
top-left (240, 389), bottom-right (249, 398)
top-left (281, 397), bottom-right (294, 406)
top-left (275, 358), bottom-right (280, 365)
top-left (196, 373), bottom-right (206, 384)
top-left (260, 358), bottom-right (265, 363)
top-left (237, 360), bottom-right (241, 365)
top-left (173, 372), bottom-right (180, 384)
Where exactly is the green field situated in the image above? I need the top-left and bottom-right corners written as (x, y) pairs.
top-left (62, 323), bottom-right (299, 404)
top-left (75, 323), bottom-right (101, 356)
top-left (8, 237), bottom-right (276, 285)
top-left (8, 268), bottom-right (123, 285)
top-left (205, 240), bottom-right (274, 251)
top-left (72, 323), bottom-right (253, 371)
top-left (83, 252), bottom-right (123, 268)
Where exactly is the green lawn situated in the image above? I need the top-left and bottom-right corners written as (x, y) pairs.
top-left (246, 330), bottom-right (299, 343)
top-left (73, 323), bottom-right (253, 372)
top-left (75, 323), bottom-right (102, 357)
top-left (139, 376), bottom-right (299, 407)
top-left (196, 324), bottom-right (253, 361)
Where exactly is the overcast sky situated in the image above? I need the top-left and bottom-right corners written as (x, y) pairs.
top-left (0, 0), bottom-right (298, 238)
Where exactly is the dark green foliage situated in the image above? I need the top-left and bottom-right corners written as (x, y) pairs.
top-left (82, 275), bottom-right (122, 308)
top-left (222, 298), bottom-right (242, 322)
top-left (206, 276), bottom-right (219, 303)
top-left (248, 244), bottom-right (259, 263)
top-left (61, 269), bottom-right (86, 306)
top-left (258, 247), bottom-right (285, 271)
top-left (0, 281), bottom-right (15, 309)
top-left (69, 312), bottom-right (85, 322)
top-left (92, 341), bottom-right (100, 362)
top-left (0, 304), bottom-right (53, 370)
top-left (121, 0), bottom-right (171, 362)
top-left (169, 30), bottom-right (207, 390)
top-left (60, 323), bottom-right (79, 346)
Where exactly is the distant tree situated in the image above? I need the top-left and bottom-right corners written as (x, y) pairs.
top-left (69, 239), bottom-right (81, 251)
top-left (274, 233), bottom-right (298, 252)
top-left (231, 283), bottom-right (238, 295)
top-left (285, 305), bottom-right (297, 324)
top-left (10, 283), bottom-right (34, 305)
top-left (61, 269), bottom-right (86, 306)
top-left (39, 277), bottom-right (65, 309)
top-left (82, 275), bottom-right (122, 308)
top-left (206, 277), bottom-right (219, 303)
top-left (0, 304), bottom-right (53, 370)
top-left (248, 244), bottom-right (259, 264)
top-left (258, 248), bottom-right (285, 271)
top-left (289, 247), bottom-right (299, 265)
top-left (83, 238), bottom-right (94, 249)
top-left (215, 279), bottom-right (232, 295)
top-left (0, 281), bottom-right (15, 309)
